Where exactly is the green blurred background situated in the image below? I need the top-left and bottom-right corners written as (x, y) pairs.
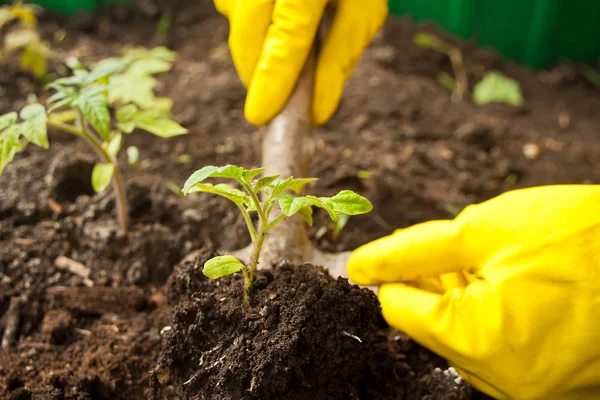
top-left (3, 0), bottom-right (599, 69)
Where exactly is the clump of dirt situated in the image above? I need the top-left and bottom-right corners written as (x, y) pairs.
top-left (157, 261), bottom-right (385, 399)
top-left (156, 257), bottom-right (475, 400)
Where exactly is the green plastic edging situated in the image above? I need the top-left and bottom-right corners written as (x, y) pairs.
top-left (389, 0), bottom-right (600, 69)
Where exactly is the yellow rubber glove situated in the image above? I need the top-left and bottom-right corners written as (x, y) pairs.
top-left (348, 185), bottom-right (600, 400)
top-left (213, 0), bottom-right (388, 126)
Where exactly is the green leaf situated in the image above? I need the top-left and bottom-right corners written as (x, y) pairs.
top-left (333, 214), bottom-right (350, 240)
top-left (128, 58), bottom-right (172, 75)
top-left (134, 116), bottom-right (188, 138)
top-left (324, 190), bottom-right (373, 215)
top-left (117, 121), bottom-right (136, 134)
top-left (473, 71), bottom-right (524, 107)
top-left (437, 71), bottom-right (457, 94)
top-left (84, 57), bottom-right (132, 84)
top-left (46, 89), bottom-right (77, 113)
top-left (0, 125), bottom-right (23, 175)
top-left (186, 183), bottom-right (247, 205)
top-left (0, 112), bottom-right (18, 132)
top-left (127, 146), bottom-right (139, 165)
top-left (277, 195), bottom-right (314, 217)
top-left (272, 177), bottom-right (317, 197)
top-left (242, 167), bottom-right (266, 182)
top-left (77, 95), bottom-right (110, 141)
top-left (20, 103), bottom-right (48, 148)
top-left (254, 175), bottom-right (279, 191)
top-left (116, 104), bottom-right (138, 122)
top-left (107, 133), bottom-right (122, 157)
top-left (298, 206), bottom-right (313, 226)
top-left (413, 33), bottom-right (440, 49)
top-left (203, 255), bottom-right (245, 279)
top-left (109, 73), bottom-right (157, 108)
top-left (182, 165), bottom-right (245, 194)
top-left (305, 195), bottom-right (338, 221)
top-left (91, 163), bottom-right (114, 193)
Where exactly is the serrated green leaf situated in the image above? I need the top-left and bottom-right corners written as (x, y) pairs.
top-left (91, 162), bottom-right (114, 193)
top-left (84, 57), bottom-right (132, 84)
top-left (77, 95), bottom-right (110, 141)
top-left (277, 195), bottom-right (314, 217)
top-left (0, 125), bottom-right (23, 175)
top-left (254, 175), bottom-right (279, 191)
top-left (0, 112), bottom-right (18, 132)
top-left (473, 71), bottom-right (524, 107)
top-left (187, 183), bottom-right (247, 205)
top-left (287, 178), bottom-right (317, 194)
top-left (127, 146), bottom-right (139, 165)
top-left (117, 121), bottom-right (136, 134)
top-left (109, 73), bottom-right (157, 108)
top-left (107, 133), bottom-right (122, 157)
top-left (116, 104), bottom-right (138, 122)
top-left (203, 255), bottom-right (245, 279)
top-left (298, 206), bottom-right (313, 226)
top-left (20, 103), bottom-right (48, 148)
top-left (272, 176), bottom-right (317, 197)
top-left (242, 167), bottom-right (266, 182)
top-left (305, 195), bottom-right (338, 221)
top-left (65, 56), bottom-right (84, 70)
top-left (128, 58), bottom-right (172, 75)
top-left (134, 117), bottom-right (188, 138)
top-left (322, 190), bottom-right (373, 216)
top-left (182, 165), bottom-right (245, 194)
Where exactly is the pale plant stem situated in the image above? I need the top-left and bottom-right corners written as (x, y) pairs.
top-left (236, 204), bottom-right (256, 242)
top-left (48, 116), bottom-right (130, 232)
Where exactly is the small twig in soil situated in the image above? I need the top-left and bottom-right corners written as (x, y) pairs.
top-left (342, 331), bottom-right (363, 343)
top-left (1, 297), bottom-right (22, 349)
top-left (54, 255), bottom-right (94, 287)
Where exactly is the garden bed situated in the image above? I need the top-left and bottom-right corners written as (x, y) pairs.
top-left (1, 0), bottom-right (599, 399)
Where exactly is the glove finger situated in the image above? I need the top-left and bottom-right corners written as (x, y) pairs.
top-left (244, 0), bottom-right (328, 125)
top-left (228, 0), bottom-right (275, 87)
top-left (313, 0), bottom-right (388, 125)
top-left (347, 219), bottom-right (472, 286)
top-left (378, 282), bottom-right (500, 365)
top-left (213, 0), bottom-right (234, 17)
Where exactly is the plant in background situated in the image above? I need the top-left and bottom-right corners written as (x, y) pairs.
top-left (473, 71), bottom-right (524, 106)
top-left (0, 46), bottom-right (188, 232)
top-left (413, 32), bottom-right (525, 107)
top-left (0, 0), bottom-right (53, 80)
top-left (182, 165), bottom-right (373, 305)
top-left (413, 32), bottom-right (469, 101)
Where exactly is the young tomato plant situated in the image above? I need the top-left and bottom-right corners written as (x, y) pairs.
top-left (0, 0), bottom-right (53, 80)
top-left (0, 46), bottom-right (188, 232)
top-left (413, 32), bottom-right (468, 101)
top-left (182, 164), bottom-right (373, 305)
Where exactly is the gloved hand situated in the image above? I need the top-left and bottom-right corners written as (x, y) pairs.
top-left (213, 0), bottom-right (388, 126)
top-left (347, 185), bottom-right (600, 400)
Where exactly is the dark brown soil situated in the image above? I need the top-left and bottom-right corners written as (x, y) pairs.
top-left (0, 0), bottom-right (598, 398)
top-left (157, 250), bottom-right (475, 400)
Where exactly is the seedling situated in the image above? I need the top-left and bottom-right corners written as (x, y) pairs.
top-left (182, 164), bottom-right (373, 304)
top-left (0, 46), bottom-right (188, 232)
top-left (0, 0), bottom-right (53, 80)
top-left (473, 71), bottom-right (524, 107)
top-left (413, 32), bottom-right (468, 101)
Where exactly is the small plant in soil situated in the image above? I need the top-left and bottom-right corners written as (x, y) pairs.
top-left (0, 0), bottom-right (53, 80)
top-left (182, 164), bottom-right (373, 304)
top-left (0, 46), bottom-right (188, 232)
